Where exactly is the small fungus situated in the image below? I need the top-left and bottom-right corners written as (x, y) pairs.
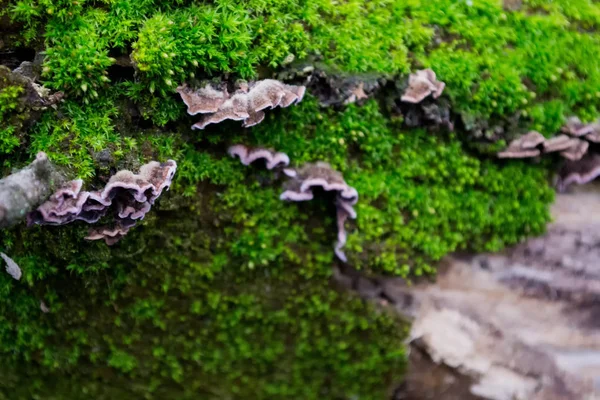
top-left (498, 131), bottom-right (545, 158)
top-left (401, 69), bottom-right (446, 104)
top-left (561, 116), bottom-right (600, 137)
top-left (84, 221), bottom-right (133, 245)
top-left (559, 138), bottom-right (588, 161)
top-left (228, 145), bottom-right (290, 170)
top-left (556, 153), bottom-right (600, 192)
top-left (29, 160), bottom-right (177, 245)
top-left (541, 135), bottom-right (572, 153)
top-left (280, 162), bottom-right (358, 262)
top-left (1, 252), bottom-right (21, 281)
top-left (177, 79), bottom-right (305, 129)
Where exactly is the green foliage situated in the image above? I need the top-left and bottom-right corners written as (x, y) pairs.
top-left (0, 67), bottom-right (30, 157)
top-left (28, 92), bottom-right (129, 179)
top-left (233, 98), bottom-right (554, 275)
top-left (0, 85), bottom-right (23, 154)
top-left (0, 192), bottom-right (406, 399)
top-left (408, 0), bottom-right (600, 127)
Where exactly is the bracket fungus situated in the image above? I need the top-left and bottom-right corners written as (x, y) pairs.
top-left (497, 131), bottom-right (545, 158)
top-left (400, 69), bottom-right (446, 104)
top-left (1, 252), bottom-right (21, 281)
top-left (558, 138), bottom-right (589, 161)
top-left (561, 116), bottom-right (600, 137)
top-left (279, 162), bottom-right (358, 262)
top-left (228, 145), bottom-right (290, 170)
top-left (28, 160), bottom-right (177, 245)
top-left (556, 153), bottom-right (600, 192)
top-left (498, 131), bottom-right (590, 161)
top-left (84, 222), bottom-right (133, 246)
top-left (177, 79), bottom-right (305, 129)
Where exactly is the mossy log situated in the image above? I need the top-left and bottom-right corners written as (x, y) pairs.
top-left (3, 0), bottom-right (600, 398)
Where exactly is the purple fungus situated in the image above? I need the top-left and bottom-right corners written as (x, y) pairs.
top-left (228, 145), bottom-right (290, 170)
top-left (556, 153), bottom-right (600, 192)
top-left (498, 131), bottom-right (545, 158)
top-left (177, 79), bottom-right (305, 130)
top-left (401, 69), bottom-right (446, 104)
top-left (561, 116), bottom-right (600, 137)
top-left (542, 135), bottom-right (573, 153)
top-left (559, 138), bottom-right (588, 161)
top-left (29, 160), bottom-right (177, 245)
top-left (279, 162), bottom-right (358, 262)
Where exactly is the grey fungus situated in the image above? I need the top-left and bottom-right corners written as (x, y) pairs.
top-left (401, 69), bottom-right (446, 104)
top-left (1, 252), bottom-right (21, 281)
top-left (279, 162), bottom-right (358, 262)
top-left (228, 145), bottom-right (290, 170)
top-left (28, 160), bottom-right (177, 245)
top-left (559, 138), bottom-right (589, 161)
top-left (84, 222), bottom-right (133, 246)
top-left (177, 79), bottom-right (305, 130)
top-left (561, 116), bottom-right (600, 137)
top-left (541, 134), bottom-right (573, 153)
top-left (556, 153), bottom-right (600, 192)
top-left (498, 130), bottom-right (589, 161)
top-left (497, 131), bottom-right (544, 159)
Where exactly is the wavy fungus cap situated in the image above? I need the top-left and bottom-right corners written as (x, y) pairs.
top-left (279, 162), bottom-right (358, 262)
top-left (228, 145), bottom-right (290, 170)
top-left (177, 79), bottom-right (305, 130)
top-left (401, 69), bottom-right (446, 104)
top-left (28, 160), bottom-right (177, 245)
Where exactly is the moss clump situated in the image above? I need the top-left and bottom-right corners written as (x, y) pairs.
top-left (0, 66), bottom-right (29, 156)
top-left (0, 192), bottom-right (406, 400)
top-left (227, 98), bottom-right (554, 275)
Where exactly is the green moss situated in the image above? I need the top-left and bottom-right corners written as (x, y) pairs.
top-left (0, 192), bottom-right (406, 399)
top-left (0, 67), bottom-right (28, 156)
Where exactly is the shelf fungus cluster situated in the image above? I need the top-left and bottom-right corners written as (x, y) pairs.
top-left (498, 117), bottom-right (600, 190)
top-left (280, 162), bottom-right (358, 262)
top-left (498, 130), bottom-right (589, 161)
top-left (177, 79), bottom-right (305, 129)
top-left (400, 69), bottom-right (446, 104)
top-left (556, 153), bottom-right (600, 192)
top-left (28, 160), bottom-right (177, 245)
top-left (228, 145), bottom-right (358, 262)
top-left (227, 145), bottom-right (290, 170)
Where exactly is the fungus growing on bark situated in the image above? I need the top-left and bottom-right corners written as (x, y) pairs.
top-left (400, 69), bottom-right (446, 103)
top-left (541, 135), bottom-right (572, 153)
top-left (28, 160), bottom-right (177, 244)
top-left (1, 252), bottom-right (21, 281)
top-left (0, 152), bottom-right (66, 229)
top-left (556, 153), bottom-right (600, 192)
top-left (559, 138), bottom-right (588, 161)
top-left (498, 131), bottom-right (545, 158)
top-left (177, 80), bottom-right (305, 129)
top-left (561, 116), bottom-right (600, 137)
top-left (228, 145), bottom-right (290, 170)
top-left (176, 82), bottom-right (228, 114)
top-left (84, 222), bottom-right (133, 245)
top-left (279, 162), bottom-right (358, 262)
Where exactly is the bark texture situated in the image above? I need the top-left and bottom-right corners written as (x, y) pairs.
top-left (0, 152), bottom-right (64, 228)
